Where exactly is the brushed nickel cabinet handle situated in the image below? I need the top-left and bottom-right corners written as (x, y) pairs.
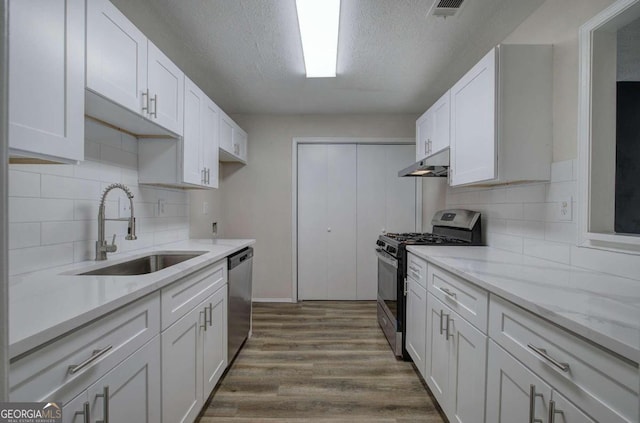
top-left (142, 89), bottom-right (150, 114)
top-left (207, 303), bottom-right (213, 327)
top-left (441, 287), bottom-right (457, 298)
top-left (445, 315), bottom-right (454, 340)
top-left (439, 309), bottom-right (447, 336)
top-left (67, 345), bottom-right (113, 374)
top-left (150, 94), bottom-right (158, 118)
top-left (200, 310), bottom-right (207, 331)
top-left (74, 402), bottom-right (90, 423)
top-left (529, 384), bottom-right (544, 423)
top-left (96, 385), bottom-right (109, 423)
top-left (528, 344), bottom-right (570, 372)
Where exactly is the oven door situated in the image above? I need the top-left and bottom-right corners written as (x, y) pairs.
top-left (376, 248), bottom-right (399, 322)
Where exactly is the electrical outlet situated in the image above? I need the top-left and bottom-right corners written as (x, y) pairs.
top-left (559, 197), bottom-right (573, 221)
top-left (212, 222), bottom-right (218, 236)
top-left (157, 199), bottom-right (166, 217)
top-left (118, 197), bottom-right (131, 218)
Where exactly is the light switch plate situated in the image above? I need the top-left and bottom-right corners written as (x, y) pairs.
top-left (559, 197), bottom-right (573, 221)
top-left (157, 199), bottom-right (166, 217)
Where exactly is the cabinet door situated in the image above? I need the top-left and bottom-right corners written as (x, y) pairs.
top-left (203, 98), bottom-right (220, 188)
top-left (202, 286), bottom-right (228, 397)
top-left (550, 390), bottom-right (598, 423)
top-left (405, 278), bottom-right (427, 379)
top-left (86, 0), bottom-right (147, 116)
top-left (486, 340), bottom-right (552, 423)
top-left (450, 48), bottom-right (497, 186)
top-left (416, 110), bottom-right (432, 160)
top-left (431, 91), bottom-right (451, 154)
top-left (448, 309), bottom-right (487, 423)
top-left (147, 41), bottom-right (184, 136)
top-left (162, 306), bottom-right (204, 423)
top-left (219, 114), bottom-right (234, 153)
top-left (183, 78), bottom-right (205, 186)
top-left (88, 337), bottom-right (161, 423)
top-left (425, 295), bottom-right (450, 408)
top-left (235, 129), bottom-right (248, 162)
top-left (9, 0), bottom-right (84, 162)
top-left (63, 392), bottom-right (88, 423)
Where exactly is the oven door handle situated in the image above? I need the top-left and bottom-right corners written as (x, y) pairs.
top-left (376, 248), bottom-right (398, 269)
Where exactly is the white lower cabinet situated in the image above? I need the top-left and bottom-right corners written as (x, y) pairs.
top-left (162, 285), bottom-right (228, 423)
top-left (405, 276), bottom-right (427, 378)
top-left (486, 340), bottom-right (552, 423)
top-left (63, 392), bottom-right (89, 423)
top-left (425, 294), bottom-right (487, 423)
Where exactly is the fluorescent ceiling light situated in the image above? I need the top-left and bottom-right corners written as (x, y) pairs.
top-left (295, 0), bottom-right (340, 78)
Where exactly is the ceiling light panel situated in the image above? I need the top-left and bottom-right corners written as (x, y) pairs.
top-left (295, 0), bottom-right (341, 78)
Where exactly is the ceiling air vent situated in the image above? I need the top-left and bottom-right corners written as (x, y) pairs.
top-left (430, 0), bottom-right (465, 18)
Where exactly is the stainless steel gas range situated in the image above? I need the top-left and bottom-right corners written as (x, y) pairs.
top-left (376, 209), bottom-right (482, 359)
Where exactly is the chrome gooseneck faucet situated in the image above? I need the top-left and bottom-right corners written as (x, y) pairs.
top-left (96, 183), bottom-right (137, 261)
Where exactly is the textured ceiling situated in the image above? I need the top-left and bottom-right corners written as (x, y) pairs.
top-left (110, 0), bottom-right (545, 114)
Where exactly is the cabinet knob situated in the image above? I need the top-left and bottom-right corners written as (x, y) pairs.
top-left (327, 228), bottom-right (331, 232)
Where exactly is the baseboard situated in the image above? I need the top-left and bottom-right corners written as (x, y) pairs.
top-left (252, 297), bottom-right (296, 303)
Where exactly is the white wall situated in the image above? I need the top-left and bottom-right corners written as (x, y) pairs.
top-left (445, 0), bottom-right (640, 281)
top-left (188, 114), bottom-right (448, 300)
top-left (8, 119), bottom-right (190, 276)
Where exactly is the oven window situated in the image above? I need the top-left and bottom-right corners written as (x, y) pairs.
top-left (377, 255), bottom-right (397, 319)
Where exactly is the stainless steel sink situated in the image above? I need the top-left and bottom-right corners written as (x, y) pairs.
top-left (77, 253), bottom-right (204, 276)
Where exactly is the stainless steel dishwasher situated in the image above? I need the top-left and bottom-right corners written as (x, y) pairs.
top-left (228, 247), bottom-right (253, 362)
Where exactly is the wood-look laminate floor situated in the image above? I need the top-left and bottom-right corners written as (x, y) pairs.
top-left (197, 301), bottom-right (445, 423)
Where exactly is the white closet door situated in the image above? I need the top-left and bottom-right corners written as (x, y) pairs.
top-left (298, 145), bottom-right (329, 300)
top-left (356, 145), bottom-right (387, 300)
top-left (385, 145), bottom-right (416, 233)
top-left (327, 145), bottom-right (357, 300)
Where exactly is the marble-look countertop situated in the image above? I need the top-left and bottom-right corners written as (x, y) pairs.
top-left (406, 246), bottom-right (640, 364)
top-left (9, 239), bottom-right (255, 359)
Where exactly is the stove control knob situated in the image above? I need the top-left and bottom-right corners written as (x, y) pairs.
top-left (387, 246), bottom-right (396, 254)
top-left (376, 240), bottom-right (385, 247)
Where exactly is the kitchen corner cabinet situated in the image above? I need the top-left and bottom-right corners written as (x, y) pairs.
top-left (416, 90), bottom-right (450, 161)
top-left (449, 45), bottom-right (552, 186)
top-left (219, 112), bottom-right (248, 164)
top-left (86, 0), bottom-right (184, 137)
top-left (161, 285), bottom-right (228, 423)
top-left (138, 77), bottom-right (219, 189)
top-left (8, 0), bottom-right (85, 163)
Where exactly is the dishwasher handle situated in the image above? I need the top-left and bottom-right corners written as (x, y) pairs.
top-left (229, 247), bottom-right (253, 270)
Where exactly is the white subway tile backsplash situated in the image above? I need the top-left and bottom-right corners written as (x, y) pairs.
top-left (550, 160), bottom-right (574, 182)
top-left (545, 181), bottom-right (576, 202)
top-left (523, 238), bottom-right (571, 264)
top-left (486, 232), bottom-right (524, 254)
top-left (9, 170), bottom-right (41, 198)
top-left (9, 198), bottom-right (75, 223)
top-left (9, 223), bottom-right (41, 249)
top-left (544, 221), bottom-right (576, 244)
top-left (505, 184), bottom-right (546, 203)
top-left (41, 175), bottom-right (102, 200)
top-left (41, 221), bottom-right (77, 246)
top-left (9, 243), bottom-right (74, 275)
top-left (506, 220), bottom-right (545, 240)
top-left (570, 246), bottom-right (640, 281)
top-left (8, 119), bottom-right (190, 275)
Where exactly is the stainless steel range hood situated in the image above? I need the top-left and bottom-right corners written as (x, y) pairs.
top-left (398, 147), bottom-right (449, 177)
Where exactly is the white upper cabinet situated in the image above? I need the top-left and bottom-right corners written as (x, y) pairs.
top-left (8, 0), bottom-right (85, 163)
top-left (138, 77), bottom-right (218, 189)
top-left (219, 111), bottom-right (248, 164)
top-left (449, 45), bottom-right (552, 186)
top-left (147, 42), bottom-right (185, 135)
top-left (416, 90), bottom-right (450, 161)
top-left (86, 0), bottom-right (184, 137)
top-left (86, 0), bottom-right (147, 115)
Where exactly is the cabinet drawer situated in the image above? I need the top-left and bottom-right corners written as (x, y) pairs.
top-left (10, 293), bottom-right (160, 405)
top-left (407, 253), bottom-right (427, 289)
top-left (489, 295), bottom-right (639, 422)
top-left (428, 264), bottom-right (488, 333)
top-left (161, 259), bottom-right (226, 330)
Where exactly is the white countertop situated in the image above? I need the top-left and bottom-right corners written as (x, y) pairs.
top-left (406, 246), bottom-right (640, 364)
top-left (9, 239), bottom-right (255, 359)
